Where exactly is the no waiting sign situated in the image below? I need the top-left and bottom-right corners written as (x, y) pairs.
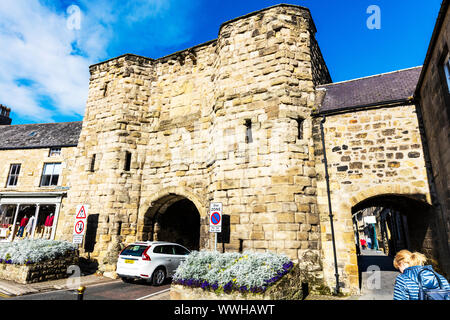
top-left (209, 202), bottom-right (222, 233)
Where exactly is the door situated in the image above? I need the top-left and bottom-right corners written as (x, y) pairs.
top-left (172, 245), bottom-right (190, 271)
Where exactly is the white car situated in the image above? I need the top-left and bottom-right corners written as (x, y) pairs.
top-left (116, 241), bottom-right (190, 286)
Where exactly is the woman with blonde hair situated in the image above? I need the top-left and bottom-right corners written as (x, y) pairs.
top-left (393, 249), bottom-right (449, 300)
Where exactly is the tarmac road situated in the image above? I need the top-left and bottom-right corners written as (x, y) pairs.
top-left (1, 279), bottom-right (171, 300)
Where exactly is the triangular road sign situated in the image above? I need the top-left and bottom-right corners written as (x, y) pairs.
top-left (76, 205), bottom-right (87, 219)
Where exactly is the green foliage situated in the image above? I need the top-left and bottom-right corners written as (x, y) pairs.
top-left (173, 250), bottom-right (293, 293)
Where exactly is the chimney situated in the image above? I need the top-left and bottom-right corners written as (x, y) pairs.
top-left (0, 105), bottom-right (12, 125)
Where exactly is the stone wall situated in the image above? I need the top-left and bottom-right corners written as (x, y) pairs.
top-left (416, 4), bottom-right (450, 276)
top-left (312, 105), bottom-right (432, 293)
top-left (0, 256), bottom-right (78, 284)
top-left (0, 147), bottom-right (76, 192)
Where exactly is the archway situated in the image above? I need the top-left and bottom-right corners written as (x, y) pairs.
top-left (141, 194), bottom-right (202, 251)
top-left (352, 194), bottom-right (435, 258)
top-left (351, 194), bottom-right (438, 297)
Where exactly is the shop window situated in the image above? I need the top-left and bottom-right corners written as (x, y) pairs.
top-left (0, 205), bottom-right (15, 240)
top-left (49, 147), bottom-right (61, 157)
top-left (6, 164), bottom-right (20, 187)
top-left (40, 163), bottom-right (61, 187)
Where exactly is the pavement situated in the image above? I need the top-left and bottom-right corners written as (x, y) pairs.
top-left (0, 273), bottom-right (117, 298)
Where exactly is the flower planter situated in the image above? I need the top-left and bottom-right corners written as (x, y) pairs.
top-left (170, 284), bottom-right (272, 300)
top-left (0, 255), bottom-right (78, 284)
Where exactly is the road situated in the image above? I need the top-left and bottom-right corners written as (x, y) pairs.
top-left (357, 249), bottom-right (400, 300)
top-left (3, 279), bottom-right (171, 300)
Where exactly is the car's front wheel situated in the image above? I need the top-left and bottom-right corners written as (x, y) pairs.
top-left (152, 268), bottom-right (166, 286)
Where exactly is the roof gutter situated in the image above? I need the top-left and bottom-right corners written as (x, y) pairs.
top-left (312, 98), bottom-right (414, 118)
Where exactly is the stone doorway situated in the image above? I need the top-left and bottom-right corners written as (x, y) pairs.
top-left (142, 195), bottom-right (201, 251)
top-left (352, 195), bottom-right (435, 258)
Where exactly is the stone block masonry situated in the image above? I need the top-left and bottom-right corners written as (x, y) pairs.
top-left (56, 4), bottom-right (331, 281)
top-left (53, 3), bottom-right (436, 294)
top-left (312, 105), bottom-right (431, 292)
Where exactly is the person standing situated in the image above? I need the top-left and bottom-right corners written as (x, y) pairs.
top-left (17, 214), bottom-right (29, 238)
top-left (360, 238), bottom-right (367, 249)
top-left (393, 250), bottom-right (450, 300)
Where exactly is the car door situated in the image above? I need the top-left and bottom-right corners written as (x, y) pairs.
top-left (157, 245), bottom-right (177, 276)
top-left (172, 245), bottom-right (190, 270)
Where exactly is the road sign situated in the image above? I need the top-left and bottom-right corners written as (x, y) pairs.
top-left (209, 202), bottom-right (222, 233)
top-left (76, 205), bottom-right (88, 219)
top-left (364, 216), bottom-right (376, 224)
top-left (73, 204), bottom-right (89, 244)
top-left (74, 220), bottom-right (85, 235)
top-left (72, 235), bottom-right (83, 244)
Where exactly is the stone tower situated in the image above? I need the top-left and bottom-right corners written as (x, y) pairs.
top-left (58, 4), bottom-right (331, 281)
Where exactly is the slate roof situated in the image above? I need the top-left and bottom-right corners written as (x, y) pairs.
top-left (316, 66), bottom-right (422, 114)
top-left (0, 121), bottom-right (82, 150)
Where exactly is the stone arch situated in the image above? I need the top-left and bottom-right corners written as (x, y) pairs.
top-left (349, 190), bottom-right (441, 292)
top-left (139, 186), bottom-right (207, 221)
top-left (320, 183), bottom-right (433, 293)
top-left (348, 183), bottom-right (432, 209)
top-left (137, 187), bottom-right (207, 251)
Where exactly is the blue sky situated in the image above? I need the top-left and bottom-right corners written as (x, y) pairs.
top-left (0, 0), bottom-right (443, 125)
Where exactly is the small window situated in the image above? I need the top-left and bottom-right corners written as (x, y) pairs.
top-left (6, 164), bottom-right (21, 187)
top-left (174, 245), bottom-right (190, 255)
top-left (124, 151), bottom-right (132, 171)
top-left (296, 117), bottom-right (305, 140)
top-left (444, 53), bottom-right (450, 93)
top-left (245, 119), bottom-right (253, 143)
top-left (49, 147), bottom-right (61, 157)
top-left (40, 163), bottom-right (61, 187)
top-left (89, 154), bottom-right (96, 172)
top-left (154, 245), bottom-right (174, 254)
top-left (153, 246), bottom-right (163, 254)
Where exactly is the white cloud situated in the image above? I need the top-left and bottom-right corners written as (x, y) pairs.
top-left (0, 0), bottom-right (197, 124)
top-left (0, 1), bottom-right (102, 123)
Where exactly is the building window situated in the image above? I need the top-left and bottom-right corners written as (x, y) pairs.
top-left (444, 53), bottom-right (450, 93)
top-left (6, 164), bottom-right (21, 187)
top-left (245, 119), bottom-right (253, 143)
top-left (49, 147), bottom-right (61, 157)
top-left (124, 152), bottom-right (132, 171)
top-left (296, 117), bottom-right (305, 140)
top-left (40, 163), bottom-right (61, 187)
top-left (89, 154), bottom-right (96, 172)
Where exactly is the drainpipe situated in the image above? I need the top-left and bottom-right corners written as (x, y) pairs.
top-left (319, 115), bottom-right (340, 295)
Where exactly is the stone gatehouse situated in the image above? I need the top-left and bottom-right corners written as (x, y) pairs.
top-left (1, 4), bottom-right (448, 294)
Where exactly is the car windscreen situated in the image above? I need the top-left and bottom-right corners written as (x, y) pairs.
top-left (120, 245), bottom-right (148, 257)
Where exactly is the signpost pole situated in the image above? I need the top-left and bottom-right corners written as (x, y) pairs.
top-left (215, 233), bottom-right (217, 252)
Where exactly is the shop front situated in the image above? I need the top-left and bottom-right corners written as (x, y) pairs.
top-left (0, 192), bottom-right (65, 242)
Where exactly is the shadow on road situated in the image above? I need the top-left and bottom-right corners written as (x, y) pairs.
top-left (357, 250), bottom-right (397, 289)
